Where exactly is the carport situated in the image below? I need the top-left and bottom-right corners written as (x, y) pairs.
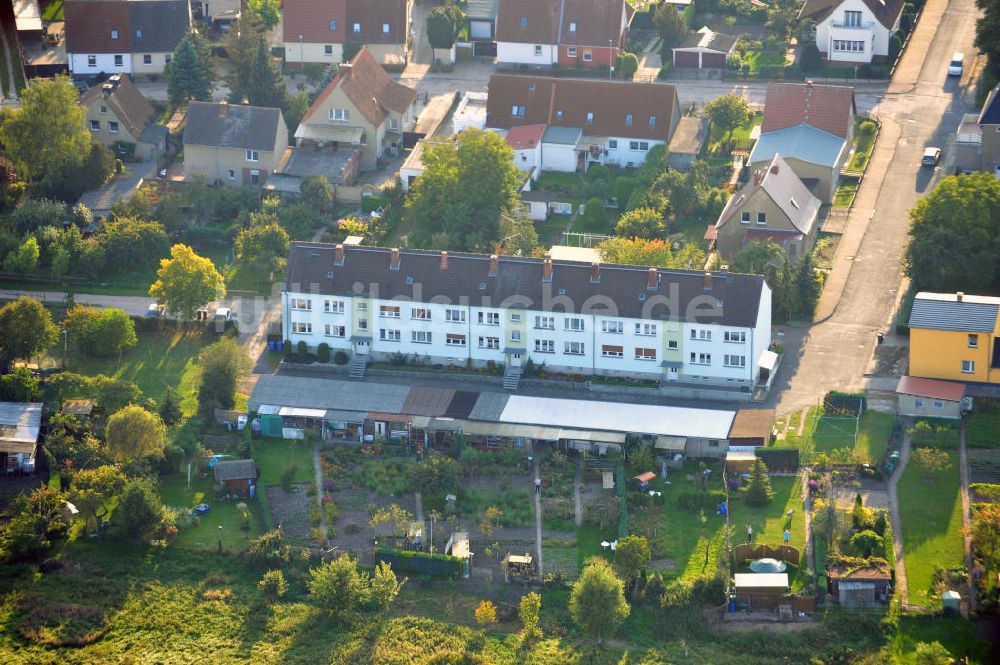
top-left (672, 27), bottom-right (737, 69)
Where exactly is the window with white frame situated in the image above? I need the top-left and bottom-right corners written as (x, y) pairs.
top-left (412, 330), bottom-right (432, 344)
top-left (479, 336), bottom-right (500, 350)
top-left (649, 116), bottom-right (657, 127)
top-left (724, 354), bottom-right (746, 367)
top-left (329, 108), bottom-right (349, 122)
top-left (357, 319), bottom-right (368, 330)
top-left (292, 322), bottom-right (312, 334)
top-left (914, 399), bottom-right (924, 407)
top-left (756, 212), bottom-right (767, 226)
top-left (962, 360), bottom-right (975, 373)
top-left (586, 112), bottom-right (594, 124)
top-left (291, 298), bottom-right (311, 310)
top-left (740, 211), bottom-right (751, 224)
top-left (608, 139), bottom-right (617, 149)
top-left (832, 40), bottom-right (865, 53)
top-left (89, 120), bottom-right (100, 131)
top-left (667, 340), bottom-right (678, 350)
top-left (325, 324), bottom-right (345, 337)
top-left (511, 331), bottom-right (522, 342)
top-left (535, 315), bottom-right (554, 329)
top-left (382, 23), bottom-right (390, 34)
top-left (629, 140), bottom-right (649, 150)
top-left (565, 317), bottom-right (584, 332)
top-left (446, 309), bottom-right (466, 323)
top-left (690, 352), bottom-right (711, 365)
top-left (411, 308), bottom-right (431, 320)
top-left (625, 114), bottom-right (633, 126)
top-left (380, 305), bottom-right (400, 318)
top-left (565, 341), bottom-right (585, 355)
top-left (601, 344), bottom-right (623, 358)
top-left (353, 22), bottom-right (361, 33)
top-left (534, 45), bottom-right (542, 56)
top-left (389, 118), bottom-right (399, 130)
top-left (136, 29), bottom-right (142, 39)
top-left (108, 121), bottom-right (119, 133)
top-left (602, 320), bottom-right (623, 334)
top-left (511, 313), bottom-right (521, 322)
top-left (380, 328), bottom-right (401, 342)
top-left (446, 334), bottom-right (466, 346)
top-left (478, 311), bottom-right (500, 325)
top-left (357, 302), bottom-right (367, 311)
top-left (113, 55), bottom-right (123, 66)
top-left (329, 19), bottom-right (338, 31)
top-left (228, 169), bottom-right (236, 180)
top-left (535, 339), bottom-right (554, 353)
top-left (143, 54), bottom-right (152, 65)
top-left (635, 323), bottom-right (656, 336)
top-left (88, 55), bottom-right (97, 67)
top-left (568, 47), bottom-right (577, 58)
top-left (99, 104), bottom-right (107, 114)
top-left (555, 110), bottom-right (564, 120)
top-left (968, 334), bottom-right (979, 348)
top-left (724, 330), bottom-right (746, 343)
top-left (569, 21), bottom-right (577, 32)
top-left (689, 329), bottom-right (711, 341)
top-left (246, 150), bottom-right (259, 162)
top-left (324, 300), bottom-right (345, 314)
top-left (111, 29), bottom-right (119, 40)
top-left (844, 10), bottom-right (862, 26)
top-left (635, 347), bottom-right (656, 361)
top-left (512, 104), bottom-right (526, 117)
top-left (325, 45), bottom-right (333, 55)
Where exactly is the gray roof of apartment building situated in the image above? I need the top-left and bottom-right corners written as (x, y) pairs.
top-left (285, 243), bottom-right (767, 328)
top-left (908, 292), bottom-right (1000, 333)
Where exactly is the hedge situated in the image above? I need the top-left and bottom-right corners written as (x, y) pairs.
top-left (676, 490), bottom-right (727, 512)
top-left (374, 547), bottom-right (464, 578)
top-left (756, 448), bottom-right (800, 473)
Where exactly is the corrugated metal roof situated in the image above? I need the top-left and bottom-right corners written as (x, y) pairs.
top-left (248, 375), bottom-right (409, 413)
top-left (402, 387), bottom-right (456, 416)
top-left (908, 293), bottom-right (1000, 332)
top-left (468, 392), bottom-right (510, 421)
top-left (748, 124), bottom-right (846, 169)
top-left (0, 402), bottom-right (42, 445)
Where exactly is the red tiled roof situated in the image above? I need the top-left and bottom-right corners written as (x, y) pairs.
top-left (762, 82), bottom-right (856, 139)
top-left (506, 123), bottom-right (547, 149)
top-left (283, 0), bottom-right (407, 46)
top-left (703, 224), bottom-right (717, 241)
top-left (496, 0), bottom-right (559, 44)
top-left (558, 0), bottom-right (628, 47)
top-left (896, 375), bottom-right (966, 402)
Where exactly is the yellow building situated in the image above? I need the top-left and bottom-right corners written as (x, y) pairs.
top-left (908, 292), bottom-right (1000, 383)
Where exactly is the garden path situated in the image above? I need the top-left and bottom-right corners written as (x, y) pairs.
top-left (573, 461), bottom-right (583, 526)
top-left (312, 443), bottom-right (328, 540)
top-left (533, 454), bottom-right (543, 579)
top-left (886, 431), bottom-right (911, 606)
top-left (801, 469), bottom-right (813, 573)
top-left (958, 423), bottom-right (976, 612)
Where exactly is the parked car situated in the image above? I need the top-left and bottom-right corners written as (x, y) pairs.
top-left (214, 307), bottom-right (237, 322)
top-left (922, 147), bottom-right (942, 166)
top-left (146, 303), bottom-right (163, 318)
top-left (948, 52), bottom-right (964, 77)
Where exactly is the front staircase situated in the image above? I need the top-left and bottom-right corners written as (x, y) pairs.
top-left (348, 354), bottom-right (368, 378)
top-left (502, 365), bottom-right (522, 390)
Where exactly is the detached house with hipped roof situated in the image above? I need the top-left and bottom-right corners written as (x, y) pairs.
top-left (711, 154), bottom-right (822, 261)
top-left (495, 0), bottom-right (632, 69)
top-left (295, 47), bottom-right (417, 170)
top-left (281, 0), bottom-right (410, 69)
top-left (80, 74), bottom-right (167, 161)
top-left (748, 82), bottom-right (856, 203)
top-left (65, 0), bottom-right (191, 75)
top-left (183, 101), bottom-right (287, 187)
top-left (798, 0), bottom-right (905, 64)
top-left (486, 74), bottom-right (681, 171)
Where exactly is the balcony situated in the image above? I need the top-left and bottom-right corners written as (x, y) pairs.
top-left (829, 20), bottom-right (876, 30)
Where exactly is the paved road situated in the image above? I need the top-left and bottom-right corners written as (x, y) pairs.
top-left (774, 0), bottom-right (980, 414)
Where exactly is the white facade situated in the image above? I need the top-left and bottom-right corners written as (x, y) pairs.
top-left (69, 52), bottom-right (133, 75)
top-left (283, 41), bottom-right (344, 66)
top-left (814, 0), bottom-right (899, 64)
top-left (513, 143), bottom-right (543, 176)
top-left (540, 141), bottom-right (578, 172)
top-left (497, 41), bottom-right (557, 66)
top-left (281, 285), bottom-right (772, 386)
top-left (599, 136), bottom-right (667, 168)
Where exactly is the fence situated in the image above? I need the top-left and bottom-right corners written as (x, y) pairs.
top-left (732, 543), bottom-right (801, 567)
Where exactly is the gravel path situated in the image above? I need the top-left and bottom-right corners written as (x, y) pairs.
top-left (886, 431), bottom-right (911, 606)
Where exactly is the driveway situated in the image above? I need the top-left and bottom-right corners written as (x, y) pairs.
top-left (772, 0), bottom-right (980, 413)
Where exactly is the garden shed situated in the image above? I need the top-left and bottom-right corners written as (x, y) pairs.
top-left (725, 449), bottom-right (756, 474)
top-left (213, 459), bottom-right (258, 498)
top-left (733, 573), bottom-right (789, 610)
top-left (895, 375), bottom-right (965, 420)
top-left (827, 562), bottom-right (891, 607)
top-left (727, 408), bottom-right (775, 447)
top-left (0, 402), bottom-right (42, 474)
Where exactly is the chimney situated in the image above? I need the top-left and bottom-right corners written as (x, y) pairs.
top-left (389, 248), bottom-right (400, 271)
top-left (770, 162), bottom-right (779, 175)
top-left (334, 244), bottom-right (345, 266)
top-left (542, 257), bottom-right (553, 282)
top-left (647, 267), bottom-right (659, 290)
top-left (489, 254), bottom-right (498, 277)
top-left (218, 101), bottom-right (229, 118)
top-left (590, 262), bottom-right (600, 284)
top-left (704, 271), bottom-right (713, 291)
top-left (753, 170), bottom-right (764, 186)
top-left (956, 291), bottom-right (964, 302)
top-left (439, 251), bottom-right (449, 270)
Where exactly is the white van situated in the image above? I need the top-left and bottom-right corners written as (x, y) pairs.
top-left (948, 52), bottom-right (964, 77)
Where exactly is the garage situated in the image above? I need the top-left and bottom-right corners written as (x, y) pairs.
top-left (672, 26), bottom-right (737, 69)
top-left (896, 375), bottom-right (967, 420)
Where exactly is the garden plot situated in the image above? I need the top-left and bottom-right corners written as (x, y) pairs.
top-left (264, 483), bottom-right (313, 541)
top-left (969, 449), bottom-right (1000, 485)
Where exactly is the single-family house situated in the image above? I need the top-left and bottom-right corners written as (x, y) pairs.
top-left (713, 154), bottom-right (822, 261)
top-left (80, 74), bottom-right (167, 161)
top-left (282, 0), bottom-right (410, 69)
top-left (978, 84), bottom-right (1000, 179)
top-left (183, 101), bottom-right (288, 187)
top-left (907, 292), bottom-right (1000, 384)
top-left (486, 74), bottom-right (681, 171)
top-left (0, 402), bottom-right (42, 474)
top-left (213, 459), bottom-right (258, 498)
top-left (798, 0), bottom-right (904, 64)
top-left (65, 0), bottom-right (191, 75)
top-left (495, 0), bottom-right (632, 69)
top-left (748, 82), bottom-right (856, 202)
top-left (896, 376), bottom-right (966, 420)
top-left (672, 27), bottom-right (737, 69)
top-left (295, 47), bottom-right (417, 170)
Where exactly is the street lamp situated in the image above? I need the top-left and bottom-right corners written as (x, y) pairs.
top-left (299, 34), bottom-right (304, 70)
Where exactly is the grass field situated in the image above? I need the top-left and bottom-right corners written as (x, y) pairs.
top-left (897, 449), bottom-right (964, 606)
top-left (707, 113), bottom-right (763, 152)
top-left (159, 473), bottom-right (264, 551)
top-left (42, 0), bottom-right (65, 20)
top-left (731, 476), bottom-right (809, 590)
top-left (813, 411), bottom-right (893, 463)
top-left (253, 438), bottom-right (315, 486)
top-left (741, 50), bottom-right (789, 75)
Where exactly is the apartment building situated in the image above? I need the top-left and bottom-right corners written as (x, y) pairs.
top-left (282, 243), bottom-right (773, 389)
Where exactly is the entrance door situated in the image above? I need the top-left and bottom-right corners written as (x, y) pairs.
top-left (355, 340), bottom-right (369, 355)
top-left (510, 352), bottom-right (522, 367)
top-left (667, 367), bottom-right (679, 381)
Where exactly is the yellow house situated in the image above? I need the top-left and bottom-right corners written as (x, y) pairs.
top-left (908, 291), bottom-right (1000, 383)
top-left (183, 101), bottom-right (288, 188)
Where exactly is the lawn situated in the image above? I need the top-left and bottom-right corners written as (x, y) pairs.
top-left (741, 50), bottom-right (789, 75)
top-left (897, 449), bottom-right (964, 606)
top-left (731, 476), bottom-right (809, 591)
top-left (252, 438), bottom-right (315, 486)
top-left (813, 411), bottom-right (893, 463)
top-left (535, 172), bottom-right (586, 196)
top-left (42, 0), bottom-right (65, 20)
top-left (847, 118), bottom-right (879, 173)
top-left (966, 399), bottom-right (1000, 448)
top-left (159, 473), bottom-right (263, 551)
top-left (778, 405), bottom-right (820, 449)
top-left (707, 113), bottom-right (762, 151)
top-left (832, 179), bottom-right (860, 209)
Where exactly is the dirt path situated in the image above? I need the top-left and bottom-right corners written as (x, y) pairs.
top-left (533, 454), bottom-right (543, 579)
top-left (959, 422), bottom-right (976, 612)
top-left (573, 461), bottom-right (583, 526)
top-left (886, 431), bottom-right (911, 606)
top-left (801, 468), bottom-right (813, 572)
top-left (312, 443), bottom-right (328, 540)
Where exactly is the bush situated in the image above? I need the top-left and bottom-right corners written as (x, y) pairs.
top-left (888, 34), bottom-right (903, 64)
top-left (258, 569), bottom-right (288, 604)
top-left (282, 339), bottom-right (293, 361)
top-left (333, 350), bottom-right (349, 365)
top-left (800, 43), bottom-right (822, 72)
top-left (858, 120), bottom-right (877, 138)
top-left (159, 445), bottom-right (185, 474)
top-left (618, 52), bottom-right (639, 78)
top-left (676, 490), bottom-right (727, 512)
top-left (296, 340), bottom-right (308, 360)
top-left (316, 343), bottom-right (331, 363)
top-left (581, 197), bottom-right (608, 230)
top-left (374, 547), bottom-right (464, 578)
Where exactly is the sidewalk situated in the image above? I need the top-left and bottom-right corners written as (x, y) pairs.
top-left (887, 0), bottom-right (950, 94)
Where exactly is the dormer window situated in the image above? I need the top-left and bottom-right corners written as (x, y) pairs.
top-left (353, 23), bottom-right (361, 33)
top-left (383, 23), bottom-right (390, 34)
top-left (586, 112), bottom-right (594, 124)
top-left (519, 16), bottom-right (528, 28)
top-left (569, 21), bottom-right (577, 32)
top-left (649, 116), bottom-right (656, 127)
top-left (135, 29), bottom-right (143, 39)
top-left (329, 19), bottom-right (338, 31)
top-left (625, 114), bottom-right (633, 126)
top-left (555, 110), bottom-right (564, 120)
top-left (111, 29), bottom-right (119, 40)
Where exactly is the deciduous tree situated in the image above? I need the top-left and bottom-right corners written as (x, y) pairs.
top-left (235, 223), bottom-right (290, 277)
top-left (427, 4), bottom-right (465, 49)
top-left (3, 236), bottom-right (39, 274)
top-left (704, 93), bottom-right (751, 140)
top-left (197, 337), bottom-right (250, 414)
top-left (615, 207), bottom-right (666, 239)
top-left (653, 3), bottom-right (688, 55)
top-left (149, 244), bottom-right (226, 319)
top-left (597, 237), bottom-right (705, 269)
top-left (519, 591), bottom-right (542, 641)
top-left (91, 216), bottom-right (170, 275)
top-left (0, 486), bottom-right (69, 563)
top-left (308, 555), bottom-right (373, 617)
top-left (569, 557), bottom-right (630, 642)
top-left (70, 465), bottom-right (126, 534)
top-left (105, 405), bottom-right (168, 462)
top-left (0, 367), bottom-right (41, 402)
top-left (613, 535), bottom-right (652, 599)
top-left (0, 296), bottom-right (58, 369)
top-left (912, 448), bottom-right (951, 476)
top-left (118, 478), bottom-right (164, 543)
top-left (370, 561), bottom-right (405, 611)
top-left (976, 0), bottom-right (1000, 75)
top-left (247, 0), bottom-right (281, 30)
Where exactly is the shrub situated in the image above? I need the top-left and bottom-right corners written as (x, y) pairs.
top-left (475, 599), bottom-right (498, 624)
top-left (859, 120), bottom-right (878, 138)
top-left (800, 43), bottom-right (822, 72)
top-left (334, 350), bottom-right (349, 365)
top-left (618, 52), bottom-right (639, 78)
top-left (587, 164), bottom-right (610, 182)
top-left (581, 197), bottom-right (608, 230)
top-left (258, 569), bottom-right (288, 604)
top-left (159, 445), bottom-right (185, 474)
top-left (316, 343), bottom-right (331, 363)
top-left (296, 340), bottom-right (308, 359)
top-left (282, 339), bottom-right (293, 361)
top-left (677, 490), bottom-right (727, 512)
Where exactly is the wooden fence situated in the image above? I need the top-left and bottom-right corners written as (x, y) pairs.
top-left (733, 543), bottom-right (801, 567)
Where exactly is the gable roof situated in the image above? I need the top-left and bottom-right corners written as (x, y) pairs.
top-left (184, 102), bottom-right (284, 151)
top-left (213, 459), bottom-right (258, 482)
top-left (798, 0), bottom-right (905, 30)
top-left (486, 74), bottom-right (679, 141)
top-left (496, 0), bottom-right (559, 43)
top-left (558, 0), bottom-right (628, 46)
top-left (80, 74), bottom-right (157, 140)
top-left (716, 154), bottom-right (821, 235)
top-left (65, 0), bottom-right (189, 54)
top-left (129, 0), bottom-right (190, 52)
top-left (979, 84), bottom-right (1000, 126)
top-left (347, 0), bottom-right (409, 44)
top-left (896, 376), bottom-right (966, 402)
top-left (283, 0), bottom-right (407, 45)
top-left (908, 292), bottom-right (1000, 333)
top-left (748, 124), bottom-right (847, 168)
top-left (676, 26), bottom-right (738, 53)
top-left (762, 82), bottom-right (855, 139)
top-left (285, 242), bottom-right (767, 327)
top-left (299, 47), bottom-right (417, 131)
top-left (506, 123), bottom-right (546, 149)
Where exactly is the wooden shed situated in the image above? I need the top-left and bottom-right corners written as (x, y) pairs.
top-left (728, 408), bottom-right (775, 447)
top-left (827, 562), bottom-right (891, 607)
top-left (61, 399), bottom-right (95, 419)
top-left (213, 459), bottom-right (258, 498)
top-left (733, 572), bottom-right (789, 610)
